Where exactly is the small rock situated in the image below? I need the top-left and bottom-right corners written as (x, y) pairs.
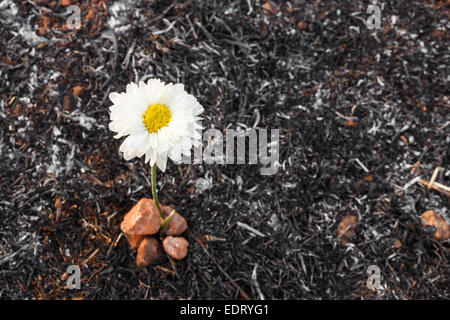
top-left (162, 206), bottom-right (188, 236)
top-left (162, 236), bottom-right (189, 260)
top-left (421, 210), bottom-right (450, 241)
top-left (136, 237), bottom-right (165, 267)
top-left (120, 198), bottom-right (161, 235)
top-left (60, 0), bottom-right (72, 6)
top-left (337, 215), bottom-right (357, 246)
top-left (125, 234), bottom-right (144, 251)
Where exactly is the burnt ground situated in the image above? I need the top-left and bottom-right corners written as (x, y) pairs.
top-left (0, 0), bottom-right (449, 300)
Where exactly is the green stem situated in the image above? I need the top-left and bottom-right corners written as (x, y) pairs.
top-left (151, 164), bottom-right (163, 220)
top-left (160, 212), bottom-right (173, 235)
top-left (151, 164), bottom-right (173, 235)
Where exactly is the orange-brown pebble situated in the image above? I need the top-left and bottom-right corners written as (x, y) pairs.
top-left (120, 198), bottom-right (161, 235)
top-left (125, 234), bottom-right (144, 251)
top-left (136, 237), bottom-right (165, 267)
top-left (162, 206), bottom-right (188, 236)
top-left (162, 236), bottom-right (189, 260)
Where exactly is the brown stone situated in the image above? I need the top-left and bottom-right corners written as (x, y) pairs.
top-left (162, 236), bottom-right (189, 260)
top-left (120, 198), bottom-right (161, 235)
top-left (421, 210), bottom-right (450, 241)
top-left (337, 215), bottom-right (357, 246)
top-left (125, 234), bottom-right (144, 251)
top-left (136, 237), bottom-right (165, 267)
top-left (161, 206), bottom-right (188, 236)
top-left (60, 0), bottom-right (72, 6)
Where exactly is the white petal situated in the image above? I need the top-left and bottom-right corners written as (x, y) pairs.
top-left (156, 153), bottom-right (168, 172)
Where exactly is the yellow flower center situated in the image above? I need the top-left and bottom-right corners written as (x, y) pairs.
top-left (142, 104), bottom-right (171, 133)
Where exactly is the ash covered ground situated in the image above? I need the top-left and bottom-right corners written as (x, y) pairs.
top-left (0, 0), bottom-right (449, 299)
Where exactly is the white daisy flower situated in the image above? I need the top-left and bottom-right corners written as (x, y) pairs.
top-left (108, 79), bottom-right (204, 171)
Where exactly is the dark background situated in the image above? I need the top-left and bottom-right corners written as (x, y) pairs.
top-left (0, 0), bottom-right (448, 299)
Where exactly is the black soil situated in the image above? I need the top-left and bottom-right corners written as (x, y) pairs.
top-left (0, 0), bottom-right (449, 299)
